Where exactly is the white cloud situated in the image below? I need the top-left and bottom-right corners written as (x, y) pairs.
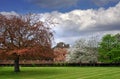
top-left (42, 2), bottom-right (120, 44)
top-left (0, 2), bottom-right (120, 45)
top-left (0, 11), bottom-right (19, 16)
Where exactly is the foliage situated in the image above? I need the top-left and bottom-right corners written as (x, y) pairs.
top-left (107, 49), bottom-right (120, 63)
top-left (54, 48), bottom-right (68, 62)
top-left (0, 14), bottom-right (54, 72)
top-left (0, 14), bottom-right (54, 59)
top-left (98, 34), bottom-right (120, 62)
top-left (66, 36), bottom-right (99, 63)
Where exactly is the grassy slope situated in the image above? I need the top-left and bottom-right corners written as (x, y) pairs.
top-left (0, 67), bottom-right (120, 79)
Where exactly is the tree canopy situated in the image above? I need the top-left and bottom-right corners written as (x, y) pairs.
top-left (99, 34), bottom-right (120, 63)
top-left (66, 36), bottom-right (98, 63)
top-left (0, 14), bottom-right (54, 72)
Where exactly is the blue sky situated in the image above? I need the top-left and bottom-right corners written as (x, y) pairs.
top-left (0, 0), bottom-right (120, 45)
top-left (0, 0), bottom-right (119, 13)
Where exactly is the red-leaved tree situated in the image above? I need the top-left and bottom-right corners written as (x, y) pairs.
top-left (54, 48), bottom-right (68, 62)
top-left (0, 14), bottom-right (54, 72)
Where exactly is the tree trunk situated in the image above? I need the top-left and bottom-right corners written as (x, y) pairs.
top-left (14, 55), bottom-right (20, 72)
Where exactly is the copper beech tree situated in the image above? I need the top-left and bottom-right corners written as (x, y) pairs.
top-left (0, 14), bottom-right (54, 72)
top-left (54, 48), bottom-right (68, 62)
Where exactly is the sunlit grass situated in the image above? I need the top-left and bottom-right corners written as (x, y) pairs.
top-left (0, 67), bottom-right (120, 79)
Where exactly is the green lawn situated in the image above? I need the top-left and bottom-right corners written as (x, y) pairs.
top-left (0, 67), bottom-right (120, 79)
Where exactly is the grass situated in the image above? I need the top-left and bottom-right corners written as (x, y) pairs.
top-left (0, 67), bottom-right (120, 79)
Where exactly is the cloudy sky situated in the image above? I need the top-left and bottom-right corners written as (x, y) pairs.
top-left (0, 0), bottom-right (120, 45)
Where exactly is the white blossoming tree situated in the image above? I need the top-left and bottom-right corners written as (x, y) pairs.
top-left (66, 36), bottom-right (99, 63)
